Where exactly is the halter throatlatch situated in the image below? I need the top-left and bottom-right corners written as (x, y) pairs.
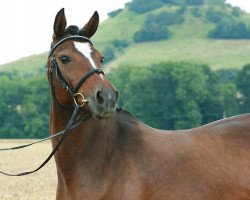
top-left (49, 35), bottom-right (105, 107)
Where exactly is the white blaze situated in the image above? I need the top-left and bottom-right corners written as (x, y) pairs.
top-left (74, 42), bottom-right (96, 68)
top-left (74, 42), bottom-right (104, 79)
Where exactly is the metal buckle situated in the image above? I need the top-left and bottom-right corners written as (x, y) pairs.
top-left (74, 93), bottom-right (88, 107)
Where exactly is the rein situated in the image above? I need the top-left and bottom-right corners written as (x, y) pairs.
top-left (0, 35), bottom-right (102, 176)
top-left (0, 105), bottom-right (82, 176)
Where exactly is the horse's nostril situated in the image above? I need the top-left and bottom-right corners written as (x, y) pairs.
top-left (96, 91), bottom-right (105, 105)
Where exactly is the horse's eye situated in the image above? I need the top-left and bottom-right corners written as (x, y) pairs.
top-left (100, 57), bottom-right (105, 64)
top-left (59, 55), bottom-right (71, 64)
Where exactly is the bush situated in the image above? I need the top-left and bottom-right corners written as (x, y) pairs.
top-left (186, 0), bottom-right (204, 6)
top-left (133, 23), bottom-right (171, 42)
top-left (108, 9), bottom-right (123, 18)
top-left (160, 0), bottom-right (175, 4)
top-left (129, 0), bottom-right (164, 14)
top-left (146, 11), bottom-right (184, 26)
top-left (133, 10), bottom-right (184, 43)
top-left (205, 10), bottom-right (227, 23)
top-left (111, 39), bottom-right (129, 51)
top-left (191, 8), bottom-right (202, 17)
top-left (103, 47), bottom-right (115, 63)
top-left (208, 22), bottom-right (250, 39)
top-left (237, 64), bottom-right (250, 113)
top-left (231, 7), bottom-right (241, 17)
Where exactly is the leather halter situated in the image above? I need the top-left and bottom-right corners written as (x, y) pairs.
top-left (49, 35), bottom-right (104, 107)
top-left (0, 35), bottom-right (103, 176)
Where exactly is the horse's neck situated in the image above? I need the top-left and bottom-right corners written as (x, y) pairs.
top-left (50, 103), bottom-right (143, 182)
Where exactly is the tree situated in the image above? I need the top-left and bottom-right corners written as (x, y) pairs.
top-left (108, 9), bottom-right (122, 18)
top-left (109, 62), bottom-right (240, 130)
top-left (103, 47), bottom-right (115, 63)
top-left (237, 64), bottom-right (250, 113)
top-left (128, 0), bottom-right (164, 14)
top-left (0, 73), bottom-right (50, 138)
top-left (133, 10), bottom-right (185, 43)
top-left (208, 21), bottom-right (250, 39)
top-left (133, 23), bottom-right (171, 43)
top-left (186, 0), bottom-right (204, 6)
top-left (110, 62), bottom-right (209, 129)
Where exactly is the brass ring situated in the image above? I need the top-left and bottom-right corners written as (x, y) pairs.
top-left (74, 93), bottom-right (88, 107)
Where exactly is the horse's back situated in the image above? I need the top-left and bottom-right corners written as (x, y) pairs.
top-left (135, 113), bottom-right (250, 200)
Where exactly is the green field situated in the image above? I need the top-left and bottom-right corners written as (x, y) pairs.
top-left (107, 38), bottom-right (250, 72)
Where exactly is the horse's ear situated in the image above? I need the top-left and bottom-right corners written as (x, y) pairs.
top-left (82, 11), bottom-right (99, 38)
top-left (53, 8), bottom-right (67, 39)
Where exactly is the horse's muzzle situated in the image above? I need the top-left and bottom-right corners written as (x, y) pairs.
top-left (89, 86), bottom-right (119, 119)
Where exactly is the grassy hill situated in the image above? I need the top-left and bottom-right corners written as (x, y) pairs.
top-left (0, 53), bottom-right (47, 75)
top-left (1, 0), bottom-right (250, 74)
top-left (96, 0), bottom-right (250, 71)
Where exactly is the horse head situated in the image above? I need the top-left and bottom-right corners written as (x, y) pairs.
top-left (47, 8), bottom-right (119, 119)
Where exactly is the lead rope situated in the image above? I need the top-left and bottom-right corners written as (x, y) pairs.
top-left (0, 105), bottom-right (81, 176)
top-left (0, 112), bottom-right (91, 152)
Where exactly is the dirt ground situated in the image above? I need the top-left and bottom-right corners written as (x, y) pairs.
top-left (0, 140), bottom-right (57, 200)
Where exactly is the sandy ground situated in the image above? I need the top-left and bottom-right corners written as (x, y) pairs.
top-left (0, 140), bottom-right (57, 200)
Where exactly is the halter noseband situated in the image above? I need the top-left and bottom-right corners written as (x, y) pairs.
top-left (48, 35), bottom-right (104, 107)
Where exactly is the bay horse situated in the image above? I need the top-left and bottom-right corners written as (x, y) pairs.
top-left (48, 8), bottom-right (250, 200)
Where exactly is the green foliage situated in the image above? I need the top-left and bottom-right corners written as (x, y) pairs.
top-left (133, 10), bottom-right (184, 43)
top-left (160, 0), bottom-right (176, 4)
top-left (111, 39), bottom-right (130, 51)
top-left (129, 0), bottom-right (164, 14)
top-left (208, 22), bottom-right (250, 39)
top-left (216, 68), bottom-right (238, 84)
top-left (237, 64), bottom-right (250, 113)
top-left (102, 40), bottom-right (130, 64)
top-left (145, 11), bottom-right (184, 26)
top-left (206, 0), bottom-right (225, 5)
top-left (0, 73), bottom-right (50, 138)
top-left (186, 0), bottom-right (204, 6)
top-left (191, 8), bottom-right (202, 17)
top-left (109, 62), bottom-right (239, 130)
top-left (205, 8), bottom-right (250, 39)
top-left (231, 7), bottom-right (242, 17)
top-left (205, 10), bottom-right (232, 23)
top-left (108, 9), bottom-right (123, 18)
top-left (133, 23), bottom-right (171, 43)
top-left (103, 47), bottom-right (115, 63)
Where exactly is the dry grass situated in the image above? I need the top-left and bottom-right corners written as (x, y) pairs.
top-left (0, 140), bottom-right (57, 200)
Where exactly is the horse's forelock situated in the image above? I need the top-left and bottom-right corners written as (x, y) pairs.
top-left (65, 25), bottom-right (87, 37)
